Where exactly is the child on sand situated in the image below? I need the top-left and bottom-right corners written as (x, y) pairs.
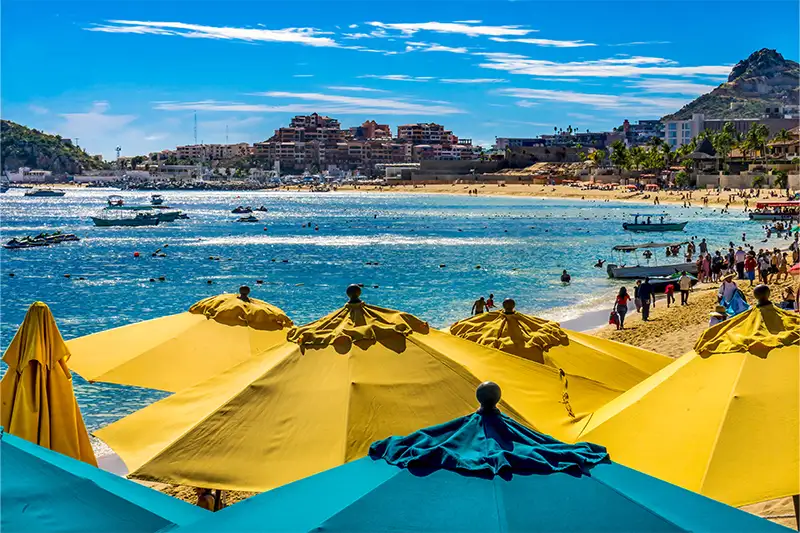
top-left (664, 282), bottom-right (675, 308)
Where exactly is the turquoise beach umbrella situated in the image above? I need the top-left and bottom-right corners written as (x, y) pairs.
top-left (0, 428), bottom-right (207, 533)
top-left (170, 383), bottom-right (783, 533)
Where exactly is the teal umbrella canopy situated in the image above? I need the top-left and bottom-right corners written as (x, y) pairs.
top-left (0, 429), bottom-right (207, 533)
top-left (171, 383), bottom-right (785, 533)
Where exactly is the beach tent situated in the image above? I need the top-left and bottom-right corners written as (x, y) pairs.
top-left (449, 300), bottom-right (671, 392)
top-left (0, 429), bottom-right (206, 533)
top-left (95, 286), bottom-right (619, 493)
top-left (1, 302), bottom-right (96, 465)
top-left (66, 292), bottom-right (292, 392)
top-left (167, 383), bottom-right (783, 533)
top-left (567, 302), bottom-right (799, 508)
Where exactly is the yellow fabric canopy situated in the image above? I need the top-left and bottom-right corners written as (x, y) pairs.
top-left (96, 301), bottom-right (618, 493)
top-left (568, 303), bottom-right (799, 507)
top-left (66, 294), bottom-right (293, 393)
top-left (1, 302), bottom-right (97, 465)
top-left (450, 310), bottom-right (670, 391)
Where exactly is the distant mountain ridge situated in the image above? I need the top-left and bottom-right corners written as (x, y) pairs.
top-left (662, 49), bottom-right (799, 120)
top-left (1, 120), bottom-right (109, 174)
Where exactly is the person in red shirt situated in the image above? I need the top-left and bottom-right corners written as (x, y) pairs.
top-left (614, 287), bottom-right (631, 330)
top-left (744, 254), bottom-right (758, 286)
top-left (664, 282), bottom-right (676, 308)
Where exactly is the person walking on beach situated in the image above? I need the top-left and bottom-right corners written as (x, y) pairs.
top-left (744, 253), bottom-right (758, 286)
top-left (734, 246), bottom-right (746, 279)
top-left (471, 297), bottom-right (486, 315)
top-left (614, 287), bottom-right (631, 330)
top-left (639, 278), bottom-right (654, 321)
top-left (758, 252), bottom-right (771, 284)
top-left (633, 280), bottom-right (643, 313)
top-left (485, 293), bottom-right (496, 311)
top-left (664, 282), bottom-right (675, 308)
top-left (777, 252), bottom-right (789, 282)
top-left (679, 271), bottom-right (692, 305)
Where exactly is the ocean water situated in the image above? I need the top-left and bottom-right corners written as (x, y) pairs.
top-left (0, 189), bottom-right (773, 434)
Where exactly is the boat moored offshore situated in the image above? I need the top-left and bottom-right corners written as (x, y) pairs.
top-left (91, 212), bottom-right (160, 227)
top-left (748, 201), bottom-right (800, 221)
top-left (24, 187), bottom-right (66, 197)
top-left (622, 213), bottom-right (688, 233)
top-left (606, 241), bottom-right (698, 279)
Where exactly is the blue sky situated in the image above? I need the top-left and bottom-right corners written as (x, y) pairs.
top-left (2, 0), bottom-right (798, 159)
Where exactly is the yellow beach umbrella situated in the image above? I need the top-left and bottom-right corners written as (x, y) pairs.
top-left (66, 291), bottom-right (293, 393)
top-left (568, 301), bottom-right (799, 507)
top-left (1, 302), bottom-right (97, 465)
top-left (449, 299), bottom-right (670, 392)
top-left (95, 286), bottom-right (619, 493)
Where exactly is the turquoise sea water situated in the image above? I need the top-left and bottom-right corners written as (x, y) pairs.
top-left (0, 189), bottom-right (770, 434)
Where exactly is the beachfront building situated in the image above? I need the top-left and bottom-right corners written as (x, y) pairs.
top-left (397, 123), bottom-right (456, 145)
top-left (176, 143), bottom-right (251, 161)
top-left (349, 120), bottom-right (392, 141)
top-left (767, 125), bottom-right (800, 159)
top-left (662, 110), bottom-right (798, 149)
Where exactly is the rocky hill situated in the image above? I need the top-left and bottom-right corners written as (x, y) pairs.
top-left (662, 49), bottom-right (799, 120)
top-left (1, 120), bottom-right (109, 174)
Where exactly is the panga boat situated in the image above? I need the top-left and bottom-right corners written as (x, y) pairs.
top-left (748, 201), bottom-right (800, 221)
top-left (91, 212), bottom-right (160, 227)
top-left (232, 206), bottom-right (253, 214)
top-left (107, 195), bottom-right (125, 206)
top-left (24, 188), bottom-right (66, 197)
top-left (606, 241), bottom-right (697, 279)
top-left (237, 215), bottom-right (259, 223)
top-left (104, 195), bottom-right (181, 222)
top-left (622, 213), bottom-right (688, 232)
top-left (3, 232), bottom-right (80, 249)
top-left (151, 194), bottom-right (165, 205)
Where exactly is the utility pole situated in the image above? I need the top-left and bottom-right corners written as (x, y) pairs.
top-left (194, 111), bottom-right (198, 145)
top-left (226, 125), bottom-right (229, 144)
top-left (75, 137), bottom-right (79, 147)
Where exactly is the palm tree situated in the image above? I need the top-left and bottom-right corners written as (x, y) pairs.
top-left (712, 131), bottom-right (734, 173)
top-left (590, 149), bottom-right (606, 167)
top-left (609, 140), bottom-right (629, 171)
top-left (772, 128), bottom-right (791, 143)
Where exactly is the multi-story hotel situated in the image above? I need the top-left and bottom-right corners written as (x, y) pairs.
top-left (176, 143), bottom-right (250, 161)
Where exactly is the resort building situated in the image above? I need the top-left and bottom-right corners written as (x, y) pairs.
top-left (176, 143), bottom-right (250, 161)
top-left (397, 123), bottom-right (456, 145)
top-left (662, 111), bottom-right (798, 148)
top-left (767, 125), bottom-right (800, 159)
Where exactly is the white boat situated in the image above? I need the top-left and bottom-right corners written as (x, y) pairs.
top-left (748, 201), bottom-right (800, 221)
top-left (24, 187), bottom-right (66, 197)
top-left (606, 241), bottom-right (698, 279)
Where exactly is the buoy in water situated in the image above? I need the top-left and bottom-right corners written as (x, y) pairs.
top-left (475, 265), bottom-right (481, 269)
top-left (9, 273), bottom-right (15, 278)
top-left (158, 276), bottom-right (166, 281)
top-left (64, 274), bottom-right (71, 278)
top-left (149, 278), bottom-right (156, 282)
top-left (207, 280), bottom-right (213, 284)
top-left (133, 252), bottom-right (140, 258)
top-left (439, 264), bottom-right (446, 268)
top-left (256, 280), bottom-right (263, 284)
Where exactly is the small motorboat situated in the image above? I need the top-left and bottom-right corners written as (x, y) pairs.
top-left (24, 188), bottom-right (66, 197)
top-left (232, 206), bottom-right (253, 214)
top-left (3, 231), bottom-right (81, 249)
top-left (622, 213), bottom-right (687, 233)
top-left (748, 201), bottom-right (800, 221)
top-left (254, 206), bottom-right (268, 212)
top-left (151, 194), bottom-right (165, 205)
top-left (237, 215), bottom-right (259, 223)
top-left (606, 241), bottom-right (698, 279)
top-left (91, 213), bottom-right (160, 227)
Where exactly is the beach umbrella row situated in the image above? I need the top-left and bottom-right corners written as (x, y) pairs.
top-left (94, 285), bottom-right (620, 493)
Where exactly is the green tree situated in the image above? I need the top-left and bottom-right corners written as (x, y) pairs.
top-left (751, 174), bottom-right (765, 188)
top-left (772, 128), bottom-right (791, 143)
top-left (609, 140), bottom-right (629, 170)
top-left (773, 170), bottom-right (788, 190)
top-left (628, 146), bottom-right (645, 171)
top-left (712, 131), bottom-right (734, 173)
top-left (589, 149), bottom-right (606, 167)
top-left (674, 170), bottom-right (690, 188)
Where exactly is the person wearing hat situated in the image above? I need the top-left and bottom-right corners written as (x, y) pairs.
top-left (708, 305), bottom-right (728, 327)
top-left (717, 272), bottom-right (738, 304)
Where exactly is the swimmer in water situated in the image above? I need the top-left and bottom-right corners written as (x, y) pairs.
top-left (594, 259), bottom-right (606, 268)
top-left (561, 270), bottom-right (571, 283)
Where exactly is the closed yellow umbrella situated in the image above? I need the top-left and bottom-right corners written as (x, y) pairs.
top-left (66, 291), bottom-right (293, 393)
top-left (568, 300), bottom-right (799, 507)
top-left (1, 302), bottom-right (96, 465)
top-left (96, 286), bottom-right (619, 493)
top-left (450, 299), bottom-right (670, 392)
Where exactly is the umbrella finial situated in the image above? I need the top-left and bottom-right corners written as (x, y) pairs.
top-left (502, 298), bottom-right (516, 314)
top-left (476, 381), bottom-right (501, 414)
top-left (753, 284), bottom-right (771, 307)
top-left (346, 284), bottom-right (362, 304)
top-left (238, 285), bottom-right (251, 302)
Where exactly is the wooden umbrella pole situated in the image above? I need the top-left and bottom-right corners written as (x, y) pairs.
top-left (793, 494), bottom-right (799, 531)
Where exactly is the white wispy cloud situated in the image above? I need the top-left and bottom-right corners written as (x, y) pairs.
top-left (144, 133), bottom-right (168, 141)
top-left (404, 41), bottom-right (468, 54)
top-left (358, 74), bottom-right (435, 82)
top-left (516, 101), bottom-right (539, 108)
top-left (155, 91), bottom-right (463, 116)
top-left (367, 21), bottom-right (534, 37)
top-left (609, 40), bottom-right (672, 47)
top-left (348, 24), bottom-right (359, 29)
top-left (490, 37), bottom-right (596, 48)
top-left (326, 86), bottom-right (388, 93)
top-left (28, 104), bottom-right (50, 115)
top-left (439, 78), bottom-right (507, 84)
top-left (293, 74), bottom-right (314, 78)
top-left (477, 53), bottom-right (731, 78)
top-left (86, 20), bottom-right (338, 47)
top-left (497, 88), bottom-right (688, 113)
top-left (58, 101), bottom-right (140, 157)
top-left (627, 79), bottom-right (718, 95)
